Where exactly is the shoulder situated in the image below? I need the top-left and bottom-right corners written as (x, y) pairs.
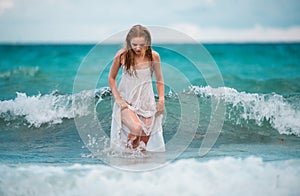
top-left (151, 50), bottom-right (160, 62)
top-left (114, 48), bottom-right (126, 59)
top-left (114, 48), bottom-right (126, 64)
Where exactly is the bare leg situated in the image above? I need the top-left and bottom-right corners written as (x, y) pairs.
top-left (139, 116), bottom-right (153, 145)
top-left (121, 108), bottom-right (143, 135)
top-left (121, 108), bottom-right (143, 148)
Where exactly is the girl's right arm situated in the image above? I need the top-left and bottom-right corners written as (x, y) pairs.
top-left (108, 49), bottom-right (128, 109)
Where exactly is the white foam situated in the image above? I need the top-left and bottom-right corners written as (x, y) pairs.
top-left (0, 157), bottom-right (299, 196)
top-left (1, 86), bottom-right (299, 136)
top-left (0, 66), bottom-right (40, 78)
top-left (190, 86), bottom-right (300, 136)
top-left (0, 90), bottom-right (95, 127)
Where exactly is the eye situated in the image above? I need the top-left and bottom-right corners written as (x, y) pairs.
top-left (132, 43), bottom-right (137, 47)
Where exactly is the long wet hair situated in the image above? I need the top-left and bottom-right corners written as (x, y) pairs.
top-left (122, 25), bottom-right (153, 75)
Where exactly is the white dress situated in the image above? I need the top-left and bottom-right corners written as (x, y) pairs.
top-left (110, 66), bottom-right (165, 152)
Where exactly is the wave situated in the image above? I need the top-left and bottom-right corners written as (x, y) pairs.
top-left (0, 66), bottom-right (40, 79)
top-left (1, 86), bottom-right (299, 137)
top-left (189, 86), bottom-right (300, 136)
top-left (0, 157), bottom-right (299, 196)
top-left (0, 89), bottom-right (97, 128)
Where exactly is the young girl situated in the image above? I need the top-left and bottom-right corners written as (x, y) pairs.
top-left (108, 25), bottom-right (165, 152)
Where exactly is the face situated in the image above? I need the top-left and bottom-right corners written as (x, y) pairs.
top-left (130, 37), bottom-right (146, 56)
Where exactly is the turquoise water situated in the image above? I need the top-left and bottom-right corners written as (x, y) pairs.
top-left (0, 43), bottom-right (300, 195)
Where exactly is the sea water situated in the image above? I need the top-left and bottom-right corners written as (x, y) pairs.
top-left (0, 43), bottom-right (300, 195)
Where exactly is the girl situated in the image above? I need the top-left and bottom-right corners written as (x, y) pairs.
top-left (108, 25), bottom-right (165, 152)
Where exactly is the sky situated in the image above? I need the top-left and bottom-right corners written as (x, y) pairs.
top-left (0, 0), bottom-right (300, 43)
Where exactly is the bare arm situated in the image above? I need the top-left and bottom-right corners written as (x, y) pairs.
top-left (108, 49), bottom-right (128, 109)
top-left (152, 51), bottom-right (165, 115)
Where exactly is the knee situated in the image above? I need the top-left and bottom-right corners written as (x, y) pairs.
top-left (131, 123), bottom-right (143, 135)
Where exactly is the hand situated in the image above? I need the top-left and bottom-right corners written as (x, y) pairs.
top-left (116, 98), bottom-right (128, 111)
top-left (156, 99), bottom-right (164, 116)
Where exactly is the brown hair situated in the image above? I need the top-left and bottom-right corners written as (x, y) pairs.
top-left (122, 25), bottom-right (153, 75)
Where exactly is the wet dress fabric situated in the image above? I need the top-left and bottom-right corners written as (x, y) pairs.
top-left (110, 66), bottom-right (165, 152)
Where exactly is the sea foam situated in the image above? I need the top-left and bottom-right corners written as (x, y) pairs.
top-left (0, 66), bottom-right (40, 79)
top-left (189, 86), bottom-right (300, 136)
top-left (1, 86), bottom-right (299, 137)
top-left (0, 157), bottom-right (299, 196)
top-left (0, 90), bottom-right (95, 127)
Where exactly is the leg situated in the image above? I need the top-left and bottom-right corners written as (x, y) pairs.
top-left (121, 108), bottom-right (143, 136)
top-left (139, 116), bottom-right (153, 145)
top-left (121, 108), bottom-right (143, 148)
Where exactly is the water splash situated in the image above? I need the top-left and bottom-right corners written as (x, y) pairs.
top-left (189, 86), bottom-right (300, 136)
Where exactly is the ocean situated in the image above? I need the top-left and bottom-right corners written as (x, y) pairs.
top-left (0, 43), bottom-right (300, 195)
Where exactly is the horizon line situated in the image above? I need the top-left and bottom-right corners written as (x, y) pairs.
top-left (1, 40), bottom-right (300, 45)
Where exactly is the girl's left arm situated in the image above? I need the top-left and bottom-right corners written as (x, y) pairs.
top-left (152, 51), bottom-right (164, 115)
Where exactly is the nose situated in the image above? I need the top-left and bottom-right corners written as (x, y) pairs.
top-left (135, 46), bottom-right (142, 52)
top-left (136, 45), bottom-right (141, 50)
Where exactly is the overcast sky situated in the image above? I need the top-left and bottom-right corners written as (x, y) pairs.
top-left (0, 0), bottom-right (300, 43)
